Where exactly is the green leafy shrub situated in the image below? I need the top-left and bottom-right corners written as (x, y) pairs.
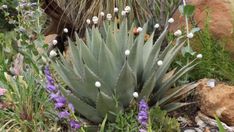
top-left (104, 110), bottom-right (138, 132)
top-left (184, 19), bottom-right (234, 83)
top-left (53, 18), bottom-right (198, 124)
top-left (149, 106), bottom-right (180, 132)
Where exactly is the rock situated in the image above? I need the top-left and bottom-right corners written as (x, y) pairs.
top-left (196, 79), bottom-right (234, 126)
top-left (170, 0), bottom-right (234, 57)
top-left (195, 112), bottom-right (234, 132)
top-left (44, 34), bottom-right (57, 45)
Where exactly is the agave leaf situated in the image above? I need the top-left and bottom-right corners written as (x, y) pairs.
top-left (161, 102), bottom-right (193, 112)
top-left (85, 28), bottom-right (92, 45)
top-left (68, 38), bottom-right (84, 77)
top-left (143, 27), bottom-right (168, 80)
top-left (139, 70), bottom-right (157, 99)
top-left (96, 91), bottom-right (122, 122)
top-left (98, 42), bottom-right (118, 89)
top-left (128, 23), bottom-right (147, 79)
top-left (161, 68), bottom-right (177, 83)
top-left (53, 61), bottom-right (85, 96)
top-left (90, 27), bottom-right (103, 59)
top-left (157, 83), bottom-right (197, 106)
top-left (155, 41), bottom-right (186, 86)
top-left (155, 62), bottom-right (198, 99)
top-left (128, 38), bottom-right (138, 76)
top-left (57, 50), bottom-right (72, 70)
top-left (115, 61), bottom-right (137, 107)
top-left (84, 65), bottom-right (112, 97)
top-left (80, 40), bottom-right (98, 72)
top-left (143, 32), bottom-right (154, 67)
top-left (168, 83), bottom-right (198, 103)
top-left (128, 24), bottom-right (135, 48)
top-left (117, 19), bottom-right (128, 54)
top-left (60, 87), bottom-right (102, 123)
top-left (105, 26), bottom-right (123, 68)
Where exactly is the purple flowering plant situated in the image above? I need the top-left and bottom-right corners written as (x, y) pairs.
top-left (138, 99), bottom-right (149, 132)
top-left (44, 65), bottom-right (81, 130)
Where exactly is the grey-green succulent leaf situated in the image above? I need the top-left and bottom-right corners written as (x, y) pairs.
top-left (96, 91), bottom-right (123, 122)
top-left (115, 61), bottom-right (137, 107)
top-left (61, 87), bottom-right (102, 123)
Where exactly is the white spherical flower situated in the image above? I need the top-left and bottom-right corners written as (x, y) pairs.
top-left (100, 12), bottom-right (105, 17)
top-left (187, 32), bottom-right (194, 38)
top-left (168, 18), bottom-right (175, 23)
top-left (124, 6), bottom-right (131, 13)
top-left (154, 23), bottom-right (160, 29)
top-left (52, 39), bottom-right (58, 45)
top-left (49, 50), bottom-right (57, 58)
top-left (137, 27), bottom-right (143, 33)
top-left (63, 28), bottom-right (68, 33)
top-left (86, 19), bottom-right (91, 24)
top-left (114, 7), bottom-right (119, 13)
top-left (92, 16), bottom-right (99, 24)
top-left (174, 30), bottom-right (182, 36)
top-left (2, 5), bottom-right (8, 9)
top-left (196, 54), bottom-right (203, 59)
top-left (106, 14), bottom-right (112, 20)
top-left (133, 92), bottom-right (139, 98)
top-left (121, 10), bottom-right (127, 16)
top-left (124, 49), bottom-right (130, 56)
top-left (95, 81), bottom-right (101, 88)
top-left (157, 60), bottom-right (163, 66)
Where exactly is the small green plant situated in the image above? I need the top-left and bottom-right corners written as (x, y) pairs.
top-left (53, 18), bottom-right (199, 124)
top-left (149, 106), bottom-right (180, 132)
top-left (104, 110), bottom-right (138, 132)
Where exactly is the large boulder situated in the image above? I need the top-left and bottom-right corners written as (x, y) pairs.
top-left (196, 79), bottom-right (234, 126)
top-left (171, 0), bottom-right (234, 57)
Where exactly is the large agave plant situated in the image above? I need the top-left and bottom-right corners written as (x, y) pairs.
top-left (53, 19), bottom-right (198, 123)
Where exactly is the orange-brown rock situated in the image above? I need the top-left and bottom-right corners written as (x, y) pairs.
top-left (197, 79), bottom-right (234, 126)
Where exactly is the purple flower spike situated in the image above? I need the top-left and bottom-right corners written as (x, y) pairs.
top-left (69, 120), bottom-right (81, 129)
top-left (46, 84), bottom-right (56, 91)
top-left (138, 99), bottom-right (149, 132)
top-left (55, 102), bottom-right (65, 109)
top-left (55, 96), bottom-right (66, 104)
top-left (49, 93), bottom-right (60, 100)
top-left (59, 111), bottom-right (70, 119)
top-left (44, 65), bottom-right (81, 130)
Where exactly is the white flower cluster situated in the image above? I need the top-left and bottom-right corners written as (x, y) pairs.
top-left (95, 81), bottom-right (101, 87)
top-left (168, 18), bottom-right (174, 23)
top-left (106, 14), bottom-right (112, 20)
top-left (92, 16), bottom-right (99, 24)
top-left (174, 30), bottom-right (182, 36)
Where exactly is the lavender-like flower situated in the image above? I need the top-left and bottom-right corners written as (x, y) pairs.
top-left (69, 120), bottom-right (81, 129)
top-left (44, 65), bottom-right (80, 130)
top-left (59, 111), bottom-right (70, 119)
top-left (138, 99), bottom-right (149, 132)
